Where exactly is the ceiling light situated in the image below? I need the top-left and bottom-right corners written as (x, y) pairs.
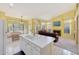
top-left (9, 3), bottom-right (14, 7)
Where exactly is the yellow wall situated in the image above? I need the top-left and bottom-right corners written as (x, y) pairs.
top-left (0, 11), bottom-right (6, 20)
top-left (51, 10), bottom-right (75, 40)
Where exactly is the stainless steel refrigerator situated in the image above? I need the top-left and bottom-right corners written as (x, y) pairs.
top-left (0, 20), bottom-right (6, 55)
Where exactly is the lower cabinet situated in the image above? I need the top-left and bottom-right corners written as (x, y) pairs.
top-left (20, 37), bottom-right (52, 55)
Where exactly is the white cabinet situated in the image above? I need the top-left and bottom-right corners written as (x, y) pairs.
top-left (20, 36), bottom-right (52, 55)
top-left (20, 37), bottom-right (40, 55)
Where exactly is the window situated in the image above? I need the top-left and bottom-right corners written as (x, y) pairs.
top-left (13, 23), bottom-right (24, 33)
top-left (41, 22), bottom-right (46, 30)
top-left (47, 22), bottom-right (52, 33)
top-left (64, 20), bottom-right (71, 34)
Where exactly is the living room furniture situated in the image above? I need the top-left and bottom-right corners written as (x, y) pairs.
top-left (53, 30), bottom-right (61, 36)
top-left (7, 32), bottom-right (21, 41)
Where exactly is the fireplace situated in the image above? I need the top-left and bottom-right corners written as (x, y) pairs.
top-left (53, 30), bottom-right (61, 36)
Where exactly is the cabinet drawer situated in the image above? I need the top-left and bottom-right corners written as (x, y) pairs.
top-left (25, 40), bottom-right (32, 45)
top-left (31, 49), bottom-right (40, 55)
top-left (25, 49), bottom-right (32, 55)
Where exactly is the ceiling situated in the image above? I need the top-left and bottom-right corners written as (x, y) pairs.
top-left (0, 3), bottom-right (75, 20)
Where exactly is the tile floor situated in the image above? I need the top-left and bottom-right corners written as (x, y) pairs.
top-left (6, 37), bottom-right (77, 55)
top-left (54, 37), bottom-right (79, 54)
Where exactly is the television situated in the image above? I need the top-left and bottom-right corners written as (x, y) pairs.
top-left (53, 21), bottom-right (61, 26)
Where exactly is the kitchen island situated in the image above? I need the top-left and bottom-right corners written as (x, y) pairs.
top-left (20, 34), bottom-right (55, 55)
